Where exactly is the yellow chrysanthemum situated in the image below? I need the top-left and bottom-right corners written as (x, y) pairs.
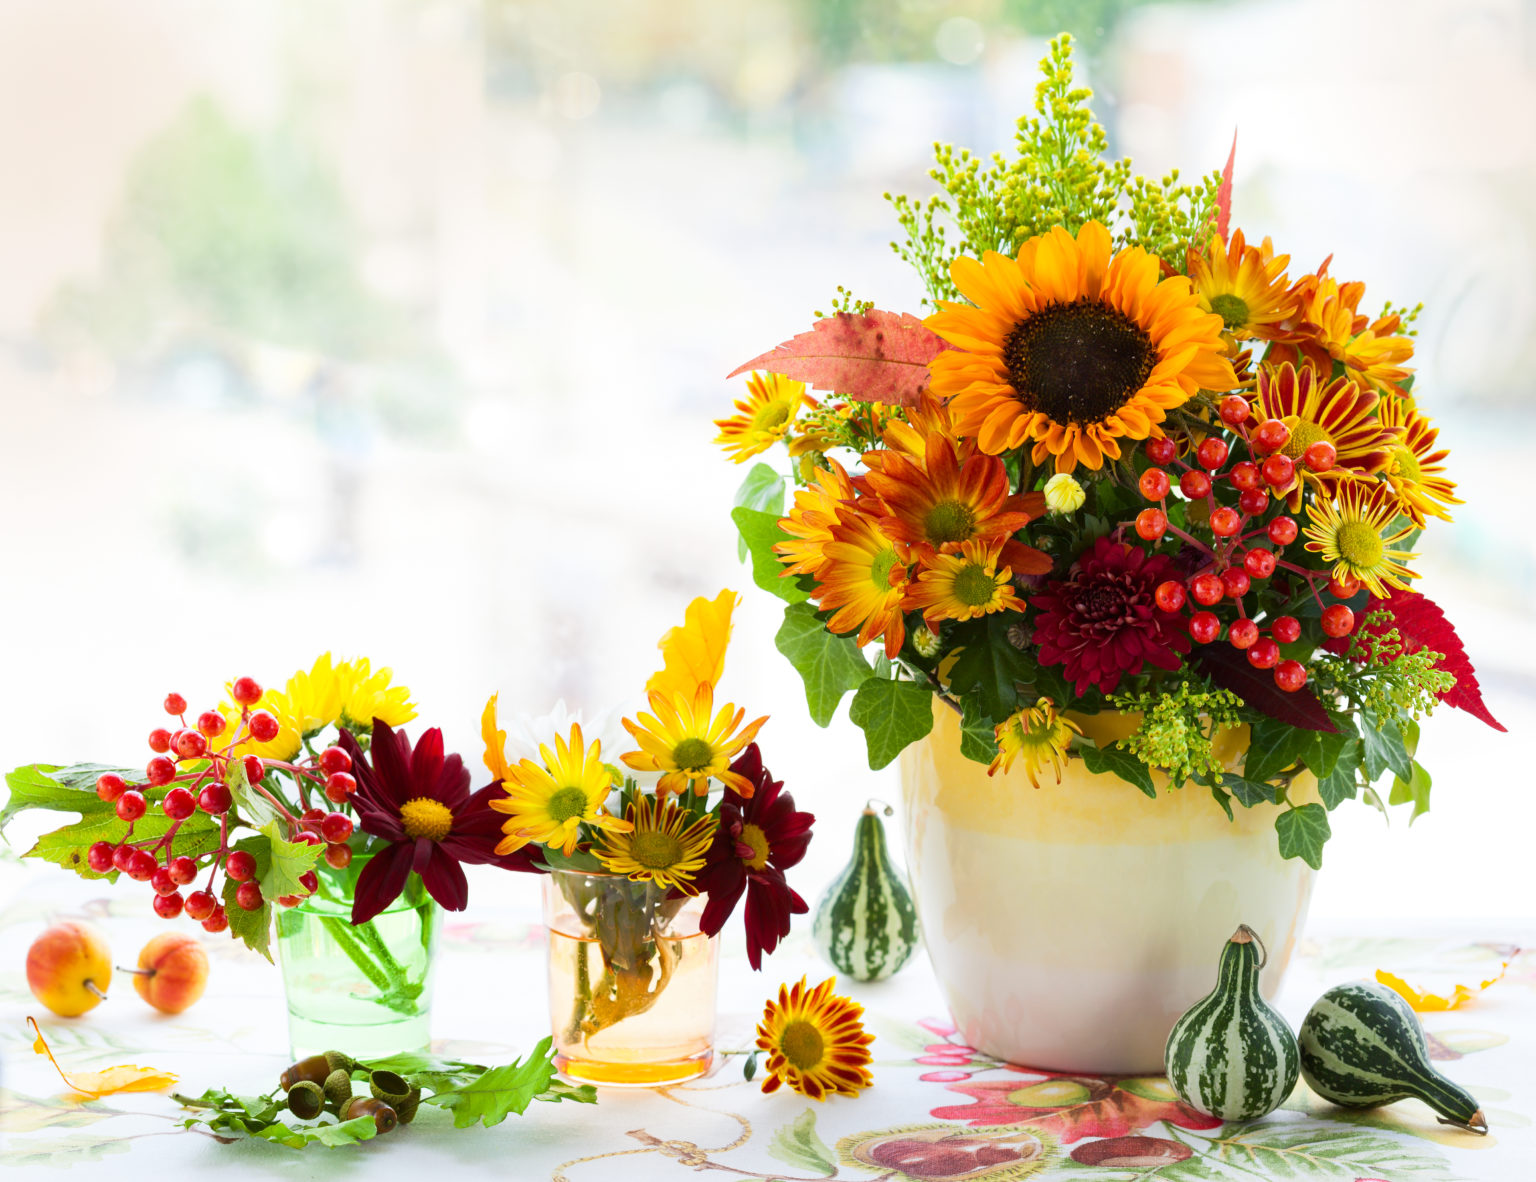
top-left (715, 372), bottom-right (809, 463)
top-left (927, 221), bottom-right (1236, 473)
top-left (646, 590), bottom-right (738, 708)
top-left (1303, 481), bottom-right (1418, 598)
top-left (281, 652), bottom-right (346, 738)
top-left (776, 459), bottom-right (860, 581)
top-left (756, 975), bottom-right (874, 1100)
top-left (1188, 228), bottom-right (1296, 340)
top-left (1376, 397), bottom-right (1462, 526)
top-left (338, 658), bottom-right (416, 731)
top-left (215, 687), bottom-right (303, 763)
top-left (1043, 472), bottom-right (1085, 514)
top-left (814, 512), bottom-right (909, 659)
top-left (621, 682), bottom-right (767, 798)
top-left (592, 792), bottom-right (716, 892)
top-left (989, 698), bottom-right (1082, 786)
top-left (905, 539), bottom-right (1025, 628)
top-left (481, 693), bottom-right (513, 785)
top-left (489, 724), bottom-right (631, 858)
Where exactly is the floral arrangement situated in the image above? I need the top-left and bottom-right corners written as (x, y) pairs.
top-left (480, 590), bottom-right (816, 1040)
top-left (714, 35), bottom-right (1501, 869)
top-left (1, 655), bottom-right (525, 993)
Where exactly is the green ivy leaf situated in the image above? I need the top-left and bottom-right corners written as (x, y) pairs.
top-left (221, 836), bottom-right (273, 962)
top-left (767, 1108), bottom-right (837, 1177)
top-left (731, 506), bottom-right (810, 604)
top-left (1276, 803), bottom-right (1331, 870)
top-left (774, 602), bottom-right (872, 726)
top-left (847, 678), bottom-right (935, 770)
top-left (1318, 737), bottom-right (1362, 810)
top-left (733, 463), bottom-right (786, 560)
top-left (423, 1037), bottom-right (559, 1128)
top-left (258, 821), bottom-right (322, 900)
top-left (1389, 759), bottom-right (1433, 824)
top-left (1243, 718), bottom-right (1318, 785)
top-left (1080, 743), bottom-right (1156, 799)
top-left (1209, 781), bottom-right (1234, 821)
top-left (1360, 708), bottom-right (1414, 784)
top-left (1219, 773), bottom-right (1281, 808)
top-left (945, 616), bottom-right (1029, 719)
top-left (958, 698), bottom-right (997, 765)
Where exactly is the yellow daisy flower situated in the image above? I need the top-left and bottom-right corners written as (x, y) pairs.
top-left (215, 686), bottom-right (303, 763)
top-left (989, 698), bottom-right (1082, 786)
top-left (715, 372), bottom-right (810, 463)
top-left (338, 658), bottom-right (416, 731)
top-left (926, 221), bottom-right (1235, 473)
top-left (905, 539), bottom-right (1025, 628)
top-left (281, 652), bottom-right (346, 738)
top-left (1303, 481), bottom-right (1418, 598)
top-left (621, 682), bottom-right (767, 798)
top-left (593, 792), bottom-right (716, 892)
top-left (756, 975), bottom-right (874, 1100)
top-left (1188, 228), bottom-right (1296, 340)
top-left (489, 724), bottom-right (631, 858)
top-left (1376, 397), bottom-right (1462, 526)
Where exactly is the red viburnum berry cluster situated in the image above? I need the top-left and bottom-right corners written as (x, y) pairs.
top-left (1131, 395), bottom-right (1360, 694)
top-left (84, 676), bottom-right (359, 929)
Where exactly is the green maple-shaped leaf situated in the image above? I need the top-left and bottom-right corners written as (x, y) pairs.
top-left (775, 602), bottom-right (872, 726)
top-left (422, 1038), bottom-right (559, 1128)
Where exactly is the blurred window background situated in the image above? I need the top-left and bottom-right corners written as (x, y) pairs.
top-left (1, 0), bottom-right (1532, 926)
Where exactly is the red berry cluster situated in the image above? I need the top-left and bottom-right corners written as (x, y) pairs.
top-left (1134, 396), bottom-right (1360, 694)
top-left (85, 677), bottom-right (360, 929)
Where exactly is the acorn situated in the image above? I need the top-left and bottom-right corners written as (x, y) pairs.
top-left (369, 1069), bottom-right (411, 1106)
top-left (279, 1050), bottom-right (356, 1091)
top-left (286, 1080), bottom-right (325, 1120)
top-left (340, 1095), bottom-right (397, 1134)
top-left (322, 1067), bottom-right (355, 1112)
top-left (395, 1086), bottom-right (422, 1125)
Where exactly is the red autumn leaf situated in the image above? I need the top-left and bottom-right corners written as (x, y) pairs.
top-left (1193, 643), bottom-right (1338, 732)
top-left (1324, 587), bottom-right (1505, 731)
top-left (727, 310), bottom-right (950, 408)
top-left (1214, 131), bottom-right (1237, 241)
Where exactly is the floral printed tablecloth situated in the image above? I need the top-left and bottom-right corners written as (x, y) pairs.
top-left (1, 873), bottom-right (1531, 1180)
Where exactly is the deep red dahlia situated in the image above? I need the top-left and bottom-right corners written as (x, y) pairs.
top-left (1032, 536), bottom-right (1191, 696)
top-left (696, 744), bottom-right (814, 970)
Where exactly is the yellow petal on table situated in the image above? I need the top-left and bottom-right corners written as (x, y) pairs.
top-left (29, 1017), bottom-right (177, 1097)
top-left (645, 589), bottom-right (738, 703)
top-left (1375, 963), bottom-right (1510, 1012)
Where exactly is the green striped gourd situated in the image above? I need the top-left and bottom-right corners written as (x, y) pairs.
top-left (811, 804), bottom-right (918, 982)
top-left (1164, 924), bottom-right (1299, 1121)
top-left (1298, 981), bottom-right (1487, 1133)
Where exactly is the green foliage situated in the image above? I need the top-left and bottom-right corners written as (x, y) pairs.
top-left (888, 34), bottom-right (1221, 305)
top-left (813, 285), bottom-right (874, 319)
top-left (421, 1038), bottom-right (573, 1129)
top-left (1389, 760), bottom-right (1433, 823)
top-left (174, 1088), bottom-right (378, 1149)
top-left (848, 676), bottom-right (936, 769)
top-left (1111, 683), bottom-right (1243, 784)
top-left (767, 1107), bottom-right (838, 1176)
top-left (1317, 737), bottom-right (1363, 810)
top-left (775, 603), bottom-right (874, 726)
top-left (732, 507), bottom-right (812, 604)
top-left (1080, 741), bottom-right (1156, 798)
top-left (733, 464), bottom-right (786, 559)
top-left (958, 698), bottom-right (998, 765)
top-left (1276, 802), bottom-right (1332, 869)
top-left (257, 821), bottom-right (322, 900)
top-left (221, 836), bottom-right (274, 963)
top-left (1309, 617), bottom-right (1455, 721)
top-left (945, 616), bottom-right (1030, 720)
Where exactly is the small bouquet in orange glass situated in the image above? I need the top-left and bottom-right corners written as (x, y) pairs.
top-left (481, 591), bottom-right (815, 1085)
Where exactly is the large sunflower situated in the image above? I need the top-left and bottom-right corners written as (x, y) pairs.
top-left (905, 539), bottom-right (1026, 627)
top-left (1187, 228), bottom-right (1296, 340)
top-left (756, 975), bottom-right (874, 1100)
top-left (1376, 397), bottom-right (1461, 525)
top-left (814, 512), bottom-right (910, 658)
top-left (593, 792), bottom-right (717, 893)
top-left (1303, 481), bottom-right (1418, 598)
top-left (489, 723), bottom-right (630, 857)
top-left (1249, 363), bottom-right (1396, 509)
top-left (715, 372), bottom-right (811, 463)
top-left (621, 682), bottom-right (768, 798)
top-left (927, 221), bottom-right (1235, 472)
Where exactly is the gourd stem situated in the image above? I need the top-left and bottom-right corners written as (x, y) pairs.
top-left (1234, 923), bottom-right (1269, 968)
top-left (865, 798), bottom-right (894, 816)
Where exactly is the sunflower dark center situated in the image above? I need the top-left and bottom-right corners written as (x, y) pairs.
top-left (924, 499), bottom-right (977, 545)
top-left (671, 737), bottom-right (715, 771)
top-left (1208, 292), bottom-right (1250, 330)
top-left (1004, 298), bottom-right (1157, 426)
top-left (546, 786), bottom-right (588, 824)
top-left (631, 830), bottom-right (684, 869)
top-left (780, 1019), bottom-right (825, 1070)
top-left (952, 562), bottom-right (999, 607)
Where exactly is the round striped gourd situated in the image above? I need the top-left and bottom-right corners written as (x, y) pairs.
top-left (811, 804), bottom-right (918, 982)
top-left (1164, 924), bottom-right (1299, 1121)
top-left (1298, 981), bottom-right (1487, 1133)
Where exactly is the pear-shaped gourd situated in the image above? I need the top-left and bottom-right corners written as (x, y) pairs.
top-left (1164, 924), bottom-right (1299, 1121)
top-left (811, 804), bottom-right (918, 982)
top-left (1299, 981), bottom-right (1487, 1133)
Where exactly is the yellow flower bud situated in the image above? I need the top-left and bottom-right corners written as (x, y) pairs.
top-left (1044, 473), bottom-right (1086, 514)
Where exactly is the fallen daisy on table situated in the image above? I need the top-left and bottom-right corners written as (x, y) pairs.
top-left (755, 975), bottom-right (874, 1100)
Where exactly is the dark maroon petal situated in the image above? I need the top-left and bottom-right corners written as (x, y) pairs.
top-left (741, 868), bottom-right (798, 970)
top-left (432, 751), bottom-right (472, 811)
top-left (440, 785), bottom-right (518, 866)
top-left (419, 845), bottom-right (470, 911)
top-left (368, 721), bottom-right (414, 809)
top-left (351, 841), bottom-right (414, 925)
top-left (699, 866), bottom-right (746, 937)
top-left (410, 727), bottom-right (445, 799)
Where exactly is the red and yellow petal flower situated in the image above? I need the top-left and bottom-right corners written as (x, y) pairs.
top-left (1376, 397), bottom-right (1462, 525)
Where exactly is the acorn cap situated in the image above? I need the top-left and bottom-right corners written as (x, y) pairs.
top-left (369, 1069), bottom-right (411, 1106)
top-left (323, 1050), bottom-right (357, 1075)
top-left (286, 1080), bottom-right (325, 1120)
top-left (394, 1086), bottom-right (422, 1125)
top-left (322, 1067), bottom-right (355, 1111)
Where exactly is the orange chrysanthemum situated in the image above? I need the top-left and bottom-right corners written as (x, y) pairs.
top-left (775, 460), bottom-right (860, 581)
top-left (714, 372), bottom-right (810, 463)
top-left (926, 221), bottom-right (1235, 472)
top-left (1250, 363), bottom-right (1396, 510)
top-left (756, 976), bottom-right (874, 1100)
top-left (1376, 397), bottom-right (1462, 526)
top-left (1276, 271), bottom-right (1415, 399)
top-left (814, 512), bottom-right (910, 658)
top-left (1187, 228), bottom-right (1297, 341)
top-left (864, 433), bottom-right (1049, 575)
top-left (904, 539), bottom-right (1026, 628)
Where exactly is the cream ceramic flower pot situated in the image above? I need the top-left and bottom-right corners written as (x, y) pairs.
top-left (899, 704), bottom-right (1317, 1074)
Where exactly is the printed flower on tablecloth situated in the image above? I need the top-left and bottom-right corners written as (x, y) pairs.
top-left (930, 1072), bottom-right (1221, 1143)
top-left (837, 1123), bottom-right (1054, 1181)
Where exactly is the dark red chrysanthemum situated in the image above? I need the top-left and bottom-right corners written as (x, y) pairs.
top-left (696, 744), bottom-right (814, 970)
top-left (340, 721), bottom-right (537, 925)
top-left (1033, 535), bottom-right (1191, 696)
top-left (1322, 586), bottom-right (1504, 731)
